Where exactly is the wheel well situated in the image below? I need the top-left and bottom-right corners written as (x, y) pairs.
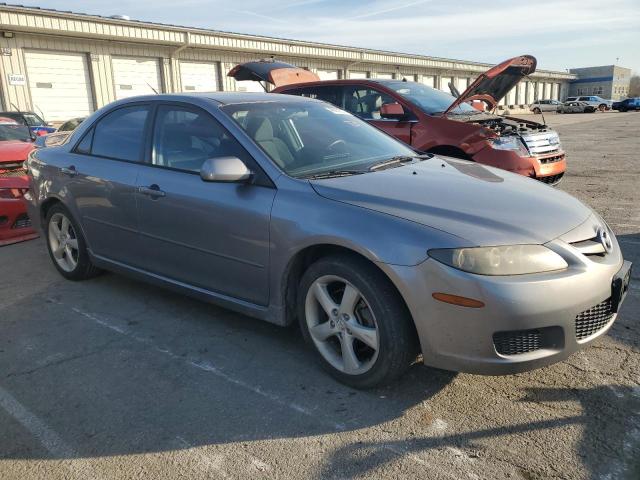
top-left (427, 145), bottom-right (472, 160)
top-left (39, 197), bottom-right (61, 227)
top-left (281, 245), bottom-right (417, 338)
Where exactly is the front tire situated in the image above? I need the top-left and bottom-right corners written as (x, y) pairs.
top-left (533, 107), bottom-right (541, 114)
top-left (297, 255), bottom-right (419, 389)
top-left (45, 204), bottom-right (101, 280)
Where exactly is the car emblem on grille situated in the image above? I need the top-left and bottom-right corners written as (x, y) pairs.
top-left (596, 226), bottom-right (613, 254)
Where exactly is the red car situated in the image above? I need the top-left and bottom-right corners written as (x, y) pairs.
top-left (229, 56), bottom-right (567, 185)
top-left (0, 118), bottom-right (38, 246)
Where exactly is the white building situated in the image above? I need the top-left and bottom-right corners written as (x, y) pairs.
top-left (0, 4), bottom-right (575, 122)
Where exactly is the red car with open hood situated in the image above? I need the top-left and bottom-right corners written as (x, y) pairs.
top-left (0, 117), bottom-right (38, 246)
top-left (229, 55), bottom-right (566, 185)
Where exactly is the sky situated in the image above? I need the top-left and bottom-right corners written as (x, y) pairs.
top-left (24, 0), bottom-right (640, 73)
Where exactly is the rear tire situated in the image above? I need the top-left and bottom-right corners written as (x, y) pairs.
top-left (533, 107), bottom-right (541, 114)
top-left (45, 203), bottom-right (101, 280)
top-left (598, 104), bottom-right (607, 112)
top-left (297, 255), bottom-right (419, 389)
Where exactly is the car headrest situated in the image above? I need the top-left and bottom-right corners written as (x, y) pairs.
top-left (246, 116), bottom-right (274, 142)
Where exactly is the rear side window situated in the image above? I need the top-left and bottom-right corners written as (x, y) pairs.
top-left (77, 105), bottom-right (149, 161)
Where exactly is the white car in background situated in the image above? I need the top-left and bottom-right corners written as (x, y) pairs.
top-left (530, 100), bottom-right (562, 114)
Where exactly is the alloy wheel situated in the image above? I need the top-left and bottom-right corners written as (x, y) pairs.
top-left (48, 212), bottom-right (79, 272)
top-left (305, 275), bottom-right (379, 375)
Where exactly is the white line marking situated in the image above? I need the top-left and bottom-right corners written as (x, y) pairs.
top-left (71, 307), bottom-right (128, 334)
top-left (69, 306), bottom-right (467, 477)
top-left (0, 384), bottom-right (100, 479)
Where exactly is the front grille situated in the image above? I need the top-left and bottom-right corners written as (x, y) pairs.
top-left (11, 214), bottom-right (31, 229)
top-left (521, 131), bottom-right (561, 155)
top-left (0, 167), bottom-right (26, 178)
top-left (539, 153), bottom-right (565, 165)
top-left (575, 298), bottom-right (614, 340)
top-left (537, 173), bottom-right (564, 185)
top-left (494, 329), bottom-right (542, 355)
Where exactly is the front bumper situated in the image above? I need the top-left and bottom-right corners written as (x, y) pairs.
top-left (471, 147), bottom-right (566, 185)
top-left (381, 230), bottom-right (628, 375)
top-left (0, 197), bottom-right (38, 246)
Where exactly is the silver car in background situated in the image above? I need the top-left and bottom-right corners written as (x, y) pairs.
top-left (25, 93), bottom-right (632, 388)
top-left (558, 101), bottom-right (598, 114)
top-left (530, 99), bottom-right (562, 114)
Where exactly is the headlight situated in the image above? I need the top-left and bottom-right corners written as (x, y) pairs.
top-left (428, 245), bottom-right (568, 275)
top-left (488, 136), bottom-right (529, 157)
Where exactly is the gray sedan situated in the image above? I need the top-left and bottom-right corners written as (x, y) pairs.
top-left (25, 93), bottom-right (632, 388)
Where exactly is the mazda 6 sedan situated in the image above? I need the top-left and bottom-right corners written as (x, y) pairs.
top-left (25, 93), bottom-right (632, 388)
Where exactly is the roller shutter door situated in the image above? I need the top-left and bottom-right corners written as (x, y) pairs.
top-left (112, 57), bottom-right (162, 99)
top-left (421, 76), bottom-right (435, 88)
top-left (24, 51), bottom-right (94, 122)
top-left (376, 73), bottom-right (394, 80)
top-left (316, 69), bottom-right (339, 80)
top-left (180, 61), bottom-right (219, 92)
top-left (440, 76), bottom-right (453, 92)
top-left (349, 71), bottom-right (368, 79)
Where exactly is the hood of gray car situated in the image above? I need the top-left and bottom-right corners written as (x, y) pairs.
top-left (310, 157), bottom-right (591, 246)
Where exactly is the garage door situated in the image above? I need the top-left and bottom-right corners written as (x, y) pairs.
top-left (421, 76), bottom-right (435, 88)
top-left (316, 69), bottom-right (339, 80)
top-left (376, 73), bottom-right (394, 80)
top-left (349, 71), bottom-right (368, 79)
top-left (440, 76), bottom-right (453, 92)
top-left (112, 57), bottom-right (162, 100)
top-left (24, 51), bottom-right (94, 122)
top-left (180, 61), bottom-right (219, 92)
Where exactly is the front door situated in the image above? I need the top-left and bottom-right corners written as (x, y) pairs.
top-left (61, 103), bottom-right (150, 266)
top-left (342, 85), bottom-right (414, 145)
top-left (135, 104), bottom-right (276, 305)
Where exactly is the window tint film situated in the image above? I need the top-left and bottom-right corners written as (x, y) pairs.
top-left (152, 105), bottom-right (252, 173)
top-left (91, 105), bottom-right (149, 161)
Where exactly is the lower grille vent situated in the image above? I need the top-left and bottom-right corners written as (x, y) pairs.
top-left (575, 298), bottom-right (614, 340)
top-left (494, 329), bottom-right (542, 355)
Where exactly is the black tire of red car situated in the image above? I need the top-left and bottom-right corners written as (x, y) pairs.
top-left (45, 203), bottom-right (101, 280)
top-left (297, 254), bottom-right (419, 389)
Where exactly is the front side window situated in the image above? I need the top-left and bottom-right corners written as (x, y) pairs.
top-left (342, 86), bottom-right (396, 120)
top-left (152, 105), bottom-right (251, 173)
top-left (384, 81), bottom-right (478, 115)
top-left (84, 105), bottom-right (150, 161)
top-left (221, 100), bottom-right (415, 178)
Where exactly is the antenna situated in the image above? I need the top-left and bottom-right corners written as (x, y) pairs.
top-left (10, 102), bottom-right (19, 111)
top-left (146, 82), bottom-right (159, 94)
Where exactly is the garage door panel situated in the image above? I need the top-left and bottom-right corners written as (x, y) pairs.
top-left (180, 61), bottom-right (218, 92)
top-left (112, 57), bottom-right (162, 99)
top-left (25, 51), bottom-right (94, 122)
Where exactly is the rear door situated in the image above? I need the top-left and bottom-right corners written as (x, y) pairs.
top-left (135, 103), bottom-right (276, 305)
top-left (62, 103), bottom-right (150, 265)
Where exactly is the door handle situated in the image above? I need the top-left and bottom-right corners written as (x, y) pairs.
top-left (60, 166), bottom-right (77, 177)
top-left (137, 184), bottom-right (166, 198)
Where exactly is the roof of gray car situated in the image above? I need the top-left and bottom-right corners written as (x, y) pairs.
top-left (120, 91), bottom-right (316, 105)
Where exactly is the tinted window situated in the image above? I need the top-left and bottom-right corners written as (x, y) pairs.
top-left (284, 86), bottom-right (343, 108)
top-left (152, 105), bottom-right (253, 173)
top-left (75, 127), bottom-right (94, 154)
top-left (90, 105), bottom-right (149, 161)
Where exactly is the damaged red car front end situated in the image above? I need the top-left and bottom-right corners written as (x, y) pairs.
top-left (0, 122), bottom-right (38, 246)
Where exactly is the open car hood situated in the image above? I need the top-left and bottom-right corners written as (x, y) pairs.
top-left (445, 55), bottom-right (537, 114)
top-left (228, 60), bottom-right (320, 88)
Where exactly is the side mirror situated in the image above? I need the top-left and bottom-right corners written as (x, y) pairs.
top-left (200, 156), bottom-right (253, 183)
top-left (380, 102), bottom-right (407, 120)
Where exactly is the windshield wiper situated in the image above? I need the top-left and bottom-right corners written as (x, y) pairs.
top-left (303, 169), bottom-right (366, 180)
top-left (369, 154), bottom-right (431, 171)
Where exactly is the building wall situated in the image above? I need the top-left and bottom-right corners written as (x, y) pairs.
top-left (569, 65), bottom-right (632, 100)
top-left (0, 4), bottom-right (575, 118)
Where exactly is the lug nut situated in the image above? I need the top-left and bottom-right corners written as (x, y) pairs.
top-left (330, 320), bottom-right (335, 328)
top-left (331, 308), bottom-right (338, 316)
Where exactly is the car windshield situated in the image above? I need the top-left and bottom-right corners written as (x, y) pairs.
top-left (0, 123), bottom-right (32, 141)
top-left (22, 113), bottom-right (45, 126)
top-left (221, 100), bottom-right (416, 178)
top-left (383, 81), bottom-right (478, 115)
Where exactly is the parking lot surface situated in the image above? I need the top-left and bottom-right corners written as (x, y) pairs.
top-left (1, 112), bottom-right (638, 480)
